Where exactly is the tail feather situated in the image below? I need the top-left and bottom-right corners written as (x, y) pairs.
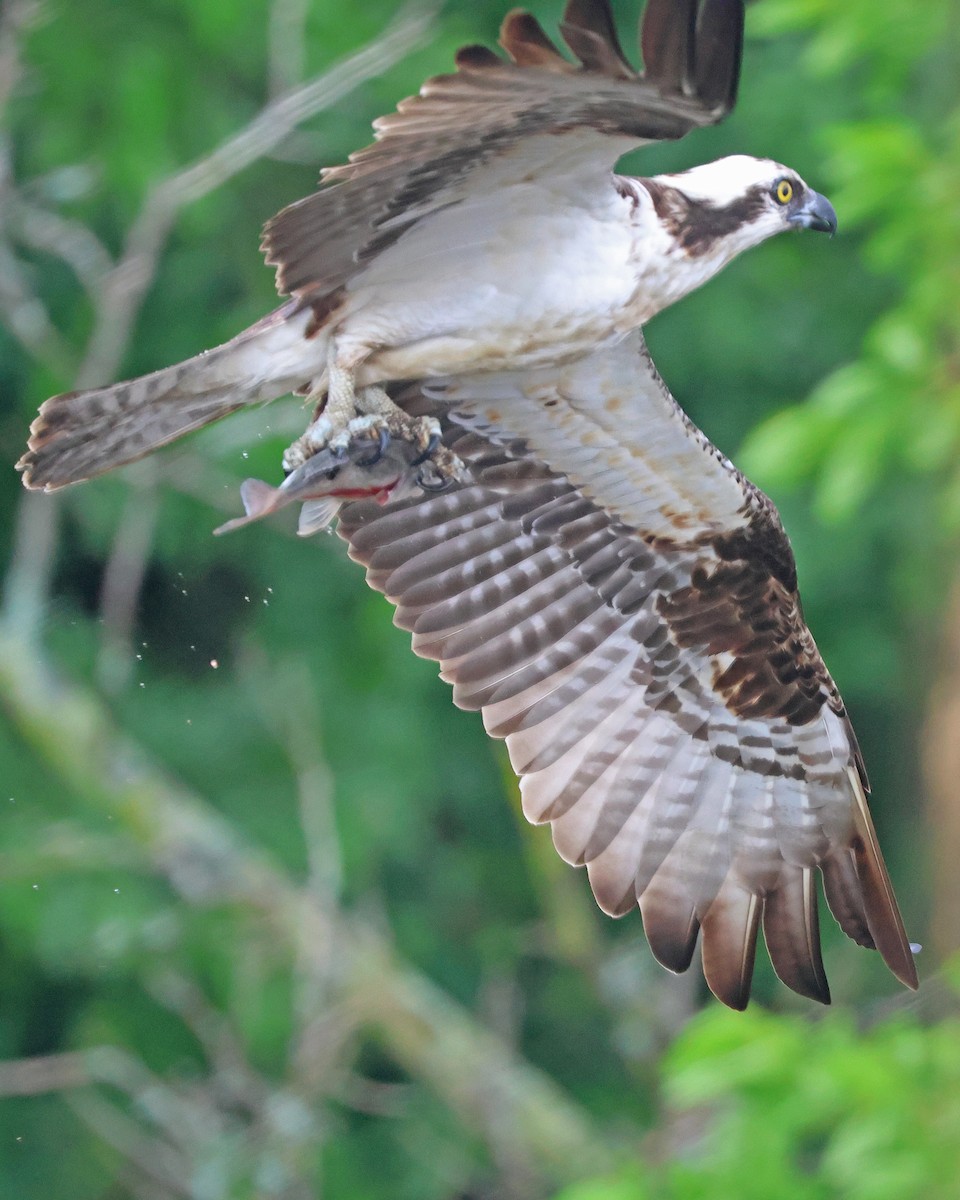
top-left (18, 304), bottom-right (323, 491)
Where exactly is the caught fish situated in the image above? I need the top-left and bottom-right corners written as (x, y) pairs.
top-left (213, 432), bottom-right (448, 537)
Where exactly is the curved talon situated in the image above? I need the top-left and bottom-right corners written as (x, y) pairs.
top-left (417, 467), bottom-right (452, 492)
top-left (283, 435), bottom-right (347, 477)
top-left (356, 425), bottom-right (391, 468)
top-left (409, 432), bottom-right (441, 469)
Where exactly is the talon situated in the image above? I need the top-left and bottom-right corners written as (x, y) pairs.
top-left (282, 447), bottom-right (303, 476)
top-left (356, 425), bottom-right (391, 468)
top-left (417, 467), bottom-right (453, 492)
top-left (409, 432), bottom-right (441, 469)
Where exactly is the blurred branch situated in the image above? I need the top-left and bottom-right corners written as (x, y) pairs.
top-left (2, 1), bottom-right (438, 660)
top-left (78, 0), bottom-right (439, 391)
top-left (0, 630), bottom-right (614, 1187)
top-left (96, 463), bottom-right (160, 694)
top-left (0, 3), bottom-right (75, 375)
top-left (0, 0), bottom-right (40, 119)
top-left (247, 657), bottom-right (343, 904)
top-left (1, 489), bottom-right (59, 644)
top-left (268, 0), bottom-right (311, 97)
top-left (243, 656), bottom-right (352, 1091)
top-left (68, 1088), bottom-right (192, 1199)
top-left (8, 198), bottom-right (114, 301)
top-left (0, 240), bottom-right (77, 379)
top-left (144, 969), bottom-right (269, 1119)
top-left (0, 1049), bottom-right (93, 1095)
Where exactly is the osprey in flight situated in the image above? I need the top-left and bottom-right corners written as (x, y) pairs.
top-left (17, 0), bottom-right (917, 1008)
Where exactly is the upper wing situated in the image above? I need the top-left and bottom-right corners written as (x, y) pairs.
top-left (262, 0), bottom-right (743, 304)
top-left (335, 334), bottom-right (917, 1008)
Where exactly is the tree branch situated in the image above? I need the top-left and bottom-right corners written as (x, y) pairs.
top-left (78, 0), bottom-right (440, 391)
top-left (0, 630), bottom-right (614, 1187)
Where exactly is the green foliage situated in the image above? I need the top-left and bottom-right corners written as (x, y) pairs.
top-left (665, 1003), bottom-right (960, 1200)
top-left (742, 0), bottom-right (960, 528)
top-left (553, 975), bottom-right (960, 1200)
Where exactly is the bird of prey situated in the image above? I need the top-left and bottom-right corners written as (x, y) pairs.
top-left (19, 0), bottom-right (834, 492)
top-left (16, 0), bottom-right (917, 1007)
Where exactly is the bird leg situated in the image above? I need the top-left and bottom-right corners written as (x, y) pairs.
top-left (281, 358), bottom-right (465, 487)
top-left (281, 358), bottom-right (359, 472)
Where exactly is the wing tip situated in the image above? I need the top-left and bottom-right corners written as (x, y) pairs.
top-left (762, 871), bottom-right (832, 1006)
top-left (846, 766), bottom-right (920, 992)
top-left (640, 0), bottom-right (744, 119)
top-left (559, 0), bottom-right (638, 78)
top-left (454, 43), bottom-right (503, 71)
top-left (500, 10), bottom-right (573, 70)
top-left (700, 887), bottom-right (760, 1011)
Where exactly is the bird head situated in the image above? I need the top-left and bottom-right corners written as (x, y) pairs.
top-left (644, 155), bottom-right (837, 259)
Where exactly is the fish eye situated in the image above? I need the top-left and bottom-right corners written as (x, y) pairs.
top-left (774, 178), bottom-right (795, 205)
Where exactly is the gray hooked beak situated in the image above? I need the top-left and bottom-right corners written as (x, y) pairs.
top-left (788, 190), bottom-right (838, 236)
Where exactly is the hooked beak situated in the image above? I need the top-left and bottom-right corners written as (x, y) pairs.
top-left (788, 190), bottom-right (838, 236)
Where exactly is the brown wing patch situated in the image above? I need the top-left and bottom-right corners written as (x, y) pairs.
top-left (658, 513), bottom-right (837, 727)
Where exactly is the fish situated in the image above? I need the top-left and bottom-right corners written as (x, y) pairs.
top-left (213, 431), bottom-right (444, 537)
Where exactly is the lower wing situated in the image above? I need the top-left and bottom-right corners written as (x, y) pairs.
top-left (336, 333), bottom-right (917, 1008)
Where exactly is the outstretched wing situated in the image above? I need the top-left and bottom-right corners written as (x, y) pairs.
top-left (263, 0), bottom-right (743, 303)
top-left (335, 334), bottom-right (917, 1008)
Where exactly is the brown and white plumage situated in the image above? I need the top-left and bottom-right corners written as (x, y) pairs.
top-left (20, 0), bottom-right (758, 491)
top-left (261, 0), bottom-right (743, 305)
top-left (333, 336), bottom-right (917, 1008)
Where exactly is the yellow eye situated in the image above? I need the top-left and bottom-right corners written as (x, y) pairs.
top-left (775, 178), bottom-right (794, 205)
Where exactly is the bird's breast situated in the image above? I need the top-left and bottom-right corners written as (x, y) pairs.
top-left (342, 181), bottom-right (645, 379)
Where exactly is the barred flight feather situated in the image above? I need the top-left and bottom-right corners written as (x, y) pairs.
top-left (337, 333), bottom-right (917, 1007)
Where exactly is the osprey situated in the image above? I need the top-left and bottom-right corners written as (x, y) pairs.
top-left (16, 0), bottom-right (917, 1007)
top-left (19, 0), bottom-right (835, 490)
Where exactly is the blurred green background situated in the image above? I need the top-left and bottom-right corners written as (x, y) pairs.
top-left (1, 0), bottom-right (959, 1196)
